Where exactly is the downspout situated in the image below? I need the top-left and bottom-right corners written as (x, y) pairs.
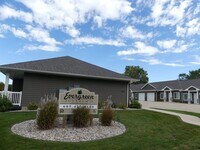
top-left (127, 82), bottom-right (129, 107)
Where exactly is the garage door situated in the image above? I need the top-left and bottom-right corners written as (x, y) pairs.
top-left (147, 93), bottom-right (155, 102)
top-left (138, 93), bottom-right (145, 101)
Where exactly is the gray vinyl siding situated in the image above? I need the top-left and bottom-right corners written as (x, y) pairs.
top-left (21, 73), bottom-right (128, 106)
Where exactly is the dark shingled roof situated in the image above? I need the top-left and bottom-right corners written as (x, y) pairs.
top-left (0, 56), bottom-right (134, 81)
top-left (131, 79), bottom-right (200, 91)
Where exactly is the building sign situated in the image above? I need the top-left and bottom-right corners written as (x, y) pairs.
top-left (58, 88), bottom-right (98, 114)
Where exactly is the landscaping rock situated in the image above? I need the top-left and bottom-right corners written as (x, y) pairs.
top-left (11, 118), bottom-right (126, 142)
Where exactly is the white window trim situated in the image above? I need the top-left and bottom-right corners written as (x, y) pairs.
top-left (160, 93), bottom-right (164, 99)
top-left (173, 92), bottom-right (180, 99)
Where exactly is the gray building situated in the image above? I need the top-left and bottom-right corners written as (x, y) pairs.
top-left (0, 56), bottom-right (136, 108)
top-left (131, 79), bottom-right (200, 104)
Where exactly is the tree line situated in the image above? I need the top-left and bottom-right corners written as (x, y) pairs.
top-left (124, 66), bottom-right (200, 84)
top-left (178, 69), bottom-right (200, 80)
top-left (0, 82), bottom-right (12, 91)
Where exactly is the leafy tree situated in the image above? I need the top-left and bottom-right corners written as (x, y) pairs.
top-left (187, 69), bottom-right (200, 79)
top-left (0, 82), bottom-right (4, 91)
top-left (124, 66), bottom-right (148, 84)
top-left (179, 69), bottom-right (200, 80)
top-left (178, 73), bottom-right (188, 80)
top-left (0, 82), bottom-right (12, 91)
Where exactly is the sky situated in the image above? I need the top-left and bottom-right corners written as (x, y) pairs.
top-left (0, 0), bottom-right (199, 83)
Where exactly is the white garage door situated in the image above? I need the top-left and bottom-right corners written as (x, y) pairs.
top-left (138, 93), bottom-right (145, 101)
top-left (147, 93), bottom-right (155, 102)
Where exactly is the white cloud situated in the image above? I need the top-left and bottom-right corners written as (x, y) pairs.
top-left (14, 0), bottom-right (133, 36)
top-left (66, 36), bottom-right (125, 47)
top-left (186, 18), bottom-right (200, 36)
top-left (122, 57), bottom-right (135, 61)
top-left (190, 55), bottom-right (200, 65)
top-left (176, 25), bottom-right (187, 37)
top-left (11, 28), bottom-right (27, 38)
top-left (0, 5), bottom-right (32, 22)
top-left (120, 26), bottom-right (153, 40)
top-left (93, 16), bottom-right (103, 28)
top-left (117, 42), bottom-right (159, 56)
top-left (176, 18), bottom-right (200, 37)
top-left (148, 0), bottom-right (192, 27)
top-left (157, 40), bottom-right (177, 49)
top-left (24, 25), bottom-right (61, 46)
top-left (0, 24), bottom-right (27, 38)
top-left (23, 44), bottom-right (60, 52)
top-left (0, 24), bottom-right (62, 51)
top-left (65, 27), bottom-right (80, 38)
top-left (140, 58), bottom-right (185, 67)
top-left (0, 34), bottom-right (4, 38)
top-left (157, 40), bottom-right (190, 53)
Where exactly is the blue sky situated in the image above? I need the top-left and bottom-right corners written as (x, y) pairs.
top-left (0, 0), bottom-right (200, 83)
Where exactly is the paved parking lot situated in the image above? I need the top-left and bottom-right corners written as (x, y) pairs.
top-left (140, 101), bottom-right (200, 113)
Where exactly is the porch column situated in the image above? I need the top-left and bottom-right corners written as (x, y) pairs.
top-left (163, 91), bottom-right (166, 102)
top-left (169, 90), bottom-right (172, 102)
top-left (4, 73), bottom-right (9, 93)
top-left (187, 91), bottom-right (191, 104)
top-left (197, 90), bottom-right (199, 104)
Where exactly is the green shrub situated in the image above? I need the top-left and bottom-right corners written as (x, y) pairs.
top-left (100, 108), bottom-right (113, 126)
top-left (37, 100), bottom-right (58, 130)
top-left (0, 95), bottom-right (12, 112)
top-left (129, 101), bottom-right (142, 109)
top-left (73, 107), bottom-right (91, 127)
top-left (118, 103), bottom-right (126, 109)
top-left (111, 103), bottom-right (117, 108)
top-left (27, 102), bottom-right (38, 110)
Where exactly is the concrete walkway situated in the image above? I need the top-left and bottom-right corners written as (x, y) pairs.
top-left (140, 101), bottom-right (200, 113)
top-left (144, 108), bottom-right (200, 126)
top-left (140, 101), bottom-right (200, 126)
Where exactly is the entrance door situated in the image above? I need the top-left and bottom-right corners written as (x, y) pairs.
top-left (193, 93), bottom-right (197, 104)
top-left (190, 93), bottom-right (197, 104)
top-left (166, 92), bottom-right (169, 102)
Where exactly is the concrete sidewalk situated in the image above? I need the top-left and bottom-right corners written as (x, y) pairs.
top-left (143, 108), bottom-right (200, 126)
top-left (140, 101), bottom-right (200, 113)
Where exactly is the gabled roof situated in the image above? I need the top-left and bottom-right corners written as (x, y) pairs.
top-left (141, 83), bottom-right (156, 90)
top-left (162, 86), bottom-right (172, 90)
top-left (131, 78), bottom-right (200, 91)
top-left (0, 56), bottom-right (135, 82)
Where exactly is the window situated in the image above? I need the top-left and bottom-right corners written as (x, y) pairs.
top-left (173, 92), bottom-right (180, 99)
top-left (183, 93), bottom-right (188, 101)
top-left (160, 93), bottom-right (164, 99)
top-left (74, 84), bottom-right (80, 88)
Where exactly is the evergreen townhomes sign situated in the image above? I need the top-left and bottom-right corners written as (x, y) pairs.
top-left (58, 88), bottom-right (98, 114)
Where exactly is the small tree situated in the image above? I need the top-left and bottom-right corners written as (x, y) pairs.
top-left (0, 82), bottom-right (4, 91)
top-left (178, 73), bottom-right (188, 80)
top-left (0, 95), bottom-right (13, 112)
top-left (124, 66), bottom-right (149, 84)
top-left (100, 107), bottom-right (114, 126)
top-left (37, 100), bottom-right (58, 130)
top-left (73, 107), bottom-right (91, 127)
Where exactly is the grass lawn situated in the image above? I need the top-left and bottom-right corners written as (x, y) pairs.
top-left (1, 110), bottom-right (200, 150)
top-left (153, 108), bottom-right (200, 118)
